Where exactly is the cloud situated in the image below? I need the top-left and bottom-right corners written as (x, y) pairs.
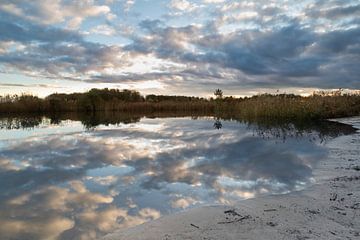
top-left (89, 24), bottom-right (117, 36)
top-left (0, 214), bottom-right (74, 240)
top-left (169, 0), bottom-right (199, 13)
top-left (0, 180), bottom-right (160, 240)
top-left (123, 17), bottom-right (360, 89)
top-left (203, 0), bottom-right (226, 3)
top-left (306, 2), bottom-right (360, 20)
top-left (171, 197), bottom-right (198, 209)
top-left (0, 12), bottom-right (82, 44)
top-left (315, 27), bottom-right (360, 53)
top-left (0, 0), bottom-right (359, 95)
top-left (123, 0), bottom-right (135, 12)
top-left (0, 0), bottom-right (112, 29)
top-left (0, 83), bottom-right (63, 88)
top-left (0, 117), bottom-right (354, 238)
top-left (92, 175), bottom-right (119, 185)
top-left (0, 10), bottom-right (130, 80)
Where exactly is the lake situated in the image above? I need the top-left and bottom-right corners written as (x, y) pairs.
top-left (0, 114), bottom-right (356, 240)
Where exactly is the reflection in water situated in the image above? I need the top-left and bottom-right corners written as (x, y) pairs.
top-left (0, 115), bottom-right (43, 129)
top-left (0, 114), bottom-right (357, 239)
top-left (213, 118), bottom-right (223, 129)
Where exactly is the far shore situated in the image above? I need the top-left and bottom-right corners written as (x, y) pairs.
top-left (1, 88), bottom-right (360, 122)
top-left (101, 117), bottom-right (360, 240)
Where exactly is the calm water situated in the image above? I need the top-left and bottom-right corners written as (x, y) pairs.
top-left (0, 114), bottom-right (356, 240)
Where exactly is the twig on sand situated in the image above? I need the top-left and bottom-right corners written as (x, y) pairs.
top-left (266, 221), bottom-right (278, 227)
top-left (218, 215), bottom-right (251, 224)
top-left (224, 209), bottom-right (242, 216)
top-left (264, 209), bottom-right (277, 212)
top-left (190, 223), bottom-right (200, 229)
top-left (330, 193), bottom-right (338, 201)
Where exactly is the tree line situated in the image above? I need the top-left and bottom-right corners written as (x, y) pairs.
top-left (0, 88), bottom-right (213, 113)
top-left (1, 88), bottom-right (360, 121)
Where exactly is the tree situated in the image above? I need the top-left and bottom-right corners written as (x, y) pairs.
top-left (214, 89), bottom-right (223, 99)
top-left (213, 119), bottom-right (222, 129)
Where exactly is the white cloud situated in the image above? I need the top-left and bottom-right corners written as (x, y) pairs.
top-left (124, 0), bottom-right (135, 12)
top-left (203, 0), bottom-right (226, 3)
top-left (171, 197), bottom-right (198, 209)
top-left (0, 41), bottom-right (26, 54)
top-left (0, 180), bottom-right (161, 240)
top-left (67, 17), bottom-right (84, 30)
top-left (89, 24), bottom-right (117, 36)
top-left (92, 175), bottom-right (118, 185)
top-left (169, 0), bottom-right (198, 12)
top-left (0, 0), bottom-right (112, 29)
top-left (0, 3), bottom-right (24, 16)
top-left (229, 11), bottom-right (259, 21)
top-left (220, 1), bottom-right (256, 12)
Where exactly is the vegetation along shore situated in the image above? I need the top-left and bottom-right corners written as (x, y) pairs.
top-left (1, 88), bottom-right (359, 121)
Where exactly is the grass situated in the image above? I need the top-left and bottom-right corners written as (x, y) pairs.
top-left (229, 93), bottom-right (360, 120)
top-left (1, 89), bottom-right (359, 121)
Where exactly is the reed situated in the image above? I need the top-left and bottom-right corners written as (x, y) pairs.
top-left (1, 89), bottom-right (359, 121)
top-left (230, 93), bottom-right (360, 120)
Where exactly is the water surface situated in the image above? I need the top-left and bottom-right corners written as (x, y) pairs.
top-left (0, 114), bottom-right (356, 240)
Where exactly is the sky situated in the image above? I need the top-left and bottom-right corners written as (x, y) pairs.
top-left (0, 0), bottom-right (359, 97)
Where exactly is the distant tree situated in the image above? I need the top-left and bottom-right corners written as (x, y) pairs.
top-left (213, 119), bottom-right (222, 129)
top-left (214, 89), bottom-right (223, 99)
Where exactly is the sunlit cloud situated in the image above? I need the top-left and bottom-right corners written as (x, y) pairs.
top-left (171, 196), bottom-right (198, 209)
top-left (0, 0), bottom-right (359, 96)
top-left (0, 178), bottom-right (160, 240)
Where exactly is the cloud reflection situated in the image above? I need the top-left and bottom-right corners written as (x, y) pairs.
top-left (0, 117), bottom-right (353, 239)
top-left (0, 180), bottom-right (160, 240)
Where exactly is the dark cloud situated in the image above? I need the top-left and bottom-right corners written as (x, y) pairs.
top-left (0, 83), bottom-right (25, 87)
top-left (306, 2), bottom-right (360, 19)
top-left (0, 83), bottom-right (62, 88)
top-left (0, 166), bottom-right (85, 201)
top-left (0, 9), bottom-right (128, 80)
top-left (0, 1), bottom-right (359, 92)
top-left (324, 4), bottom-right (360, 18)
top-left (139, 19), bottom-right (165, 33)
top-left (128, 16), bottom-right (360, 88)
top-left (0, 11), bottom-right (82, 44)
top-left (316, 27), bottom-right (360, 53)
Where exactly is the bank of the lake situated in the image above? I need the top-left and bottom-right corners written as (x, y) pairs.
top-left (102, 117), bottom-right (360, 240)
top-left (1, 89), bottom-right (360, 122)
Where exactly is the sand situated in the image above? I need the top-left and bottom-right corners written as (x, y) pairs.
top-left (101, 117), bottom-right (360, 240)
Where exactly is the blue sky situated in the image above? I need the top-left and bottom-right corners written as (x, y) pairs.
top-left (0, 0), bottom-right (359, 97)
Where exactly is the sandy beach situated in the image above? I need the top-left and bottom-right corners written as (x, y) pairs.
top-left (102, 117), bottom-right (360, 240)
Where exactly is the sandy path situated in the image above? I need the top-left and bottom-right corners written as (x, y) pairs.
top-left (101, 117), bottom-right (360, 240)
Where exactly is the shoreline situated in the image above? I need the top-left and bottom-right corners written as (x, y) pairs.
top-left (102, 117), bottom-right (360, 240)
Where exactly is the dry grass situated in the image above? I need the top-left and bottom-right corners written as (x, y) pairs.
top-left (1, 90), bottom-right (359, 121)
top-left (230, 94), bottom-right (360, 120)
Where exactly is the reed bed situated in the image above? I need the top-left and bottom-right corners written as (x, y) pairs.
top-left (1, 89), bottom-right (359, 121)
top-left (230, 94), bottom-right (360, 120)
